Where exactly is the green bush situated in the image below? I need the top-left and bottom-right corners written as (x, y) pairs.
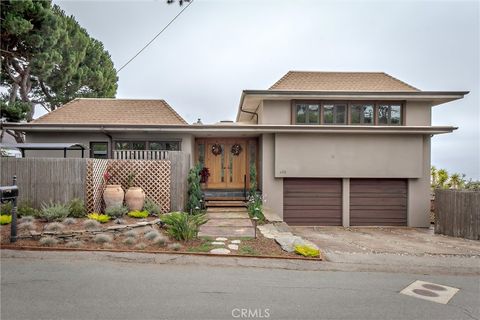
top-left (127, 210), bottom-right (149, 219)
top-left (0, 202), bottom-right (12, 215)
top-left (247, 193), bottom-right (265, 222)
top-left (161, 212), bottom-right (207, 241)
top-left (68, 198), bottom-right (86, 218)
top-left (18, 201), bottom-right (39, 217)
top-left (143, 198), bottom-right (161, 216)
top-left (186, 164), bottom-right (202, 212)
top-left (87, 213), bottom-right (111, 223)
top-left (39, 202), bottom-right (70, 222)
top-left (105, 205), bottom-right (129, 219)
top-left (0, 215), bottom-right (12, 225)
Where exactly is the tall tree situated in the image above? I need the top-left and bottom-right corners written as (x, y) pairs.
top-left (1, 0), bottom-right (118, 142)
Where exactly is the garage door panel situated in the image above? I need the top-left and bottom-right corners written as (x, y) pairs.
top-left (350, 179), bottom-right (407, 226)
top-left (284, 178), bottom-right (342, 226)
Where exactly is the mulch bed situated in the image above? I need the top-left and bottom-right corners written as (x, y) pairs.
top-left (0, 218), bottom-right (321, 260)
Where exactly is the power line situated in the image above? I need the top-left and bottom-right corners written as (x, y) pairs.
top-left (117, 0), bottom-right (194, 73)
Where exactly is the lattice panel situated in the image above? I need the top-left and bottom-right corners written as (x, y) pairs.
top-left (85, 159), bottom-right (171, 214)
top-left (85, 159), bottom-right (109, 213)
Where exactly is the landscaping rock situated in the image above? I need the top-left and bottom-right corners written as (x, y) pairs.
top-left (210, 248), bottom-right (231, 255)
top-left (231, 240), bottom-right (241, 244)
top-left (275, 235), bottom-right (302, 252)
top-left (106, 225), bottom-right (128, 231)
top-left (228, 244), bottom-right (239, 250)
top-left (211, 241), bottom-right (225, 246)
top-left (215, 237), bottom-right (228, 241)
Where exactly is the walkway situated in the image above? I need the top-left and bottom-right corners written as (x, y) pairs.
top-left (198, 207), bottom-right (255, 238)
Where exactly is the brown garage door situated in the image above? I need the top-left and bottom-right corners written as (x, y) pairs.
top-left (350, 179), bottom-right (407, 226)
top-left (283, 178), bottom-right (342, 226)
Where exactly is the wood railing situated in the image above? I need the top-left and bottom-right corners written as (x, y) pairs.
top-left (113, 150), bottom-right (169, 160)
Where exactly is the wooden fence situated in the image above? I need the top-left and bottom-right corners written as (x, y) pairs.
top-left (0, 153), bottom-right (190, 212)
top-left (434, 189), bottom-right (480, 240)
top-left (0, 158), bottom-right (86, 208)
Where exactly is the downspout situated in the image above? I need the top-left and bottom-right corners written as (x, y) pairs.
top-left (101, 126), bottom-right (114, 159)
top-left (240, 103), bottom-right (260, 124)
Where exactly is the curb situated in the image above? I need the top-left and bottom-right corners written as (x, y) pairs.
top-left (0, 245), bottom-right (322, 261)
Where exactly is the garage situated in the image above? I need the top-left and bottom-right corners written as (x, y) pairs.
top-left (350, 179), bottom-right (407, 226)
top-left (283, 178), bottom-right (342, 226)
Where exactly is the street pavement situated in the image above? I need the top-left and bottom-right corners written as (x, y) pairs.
top-left (1, 250), bottom-right (479, 320)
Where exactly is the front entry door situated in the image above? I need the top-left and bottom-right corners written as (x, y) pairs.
top-left (204, 139), bottom-right (247, 189)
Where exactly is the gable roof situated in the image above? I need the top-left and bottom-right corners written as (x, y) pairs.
top-left (32, 98), bottom-right (187, 125)
top-left (269, 71), bottom-right (420, 92)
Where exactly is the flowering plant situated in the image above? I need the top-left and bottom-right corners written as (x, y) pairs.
top-left (103, 170), bottom-right (111, 182)
top-left (199, 167), bottom-right (210, 183)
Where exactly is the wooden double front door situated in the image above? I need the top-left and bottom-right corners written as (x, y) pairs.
top-left (196, 138), bottom-right (256, 189)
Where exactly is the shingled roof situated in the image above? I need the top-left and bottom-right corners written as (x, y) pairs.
top-left (269, 71), bottom-right (420, 92)
top-left (32, 98), bottom-right (187, 125)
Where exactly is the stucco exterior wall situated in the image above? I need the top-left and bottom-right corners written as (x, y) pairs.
top-left (405, 101), bottom-right (431, 126)
top-left (275, 133), bottom-right (423, 178)
top-left (260, 134), bottom-right (283, 218)
top-left (259, 100), bottom-right (291, 125)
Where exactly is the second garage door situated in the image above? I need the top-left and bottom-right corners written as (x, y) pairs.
top-left (350, 179), bottom-right (407, 226)
top-left (283, 178), bottom-right (342, 226)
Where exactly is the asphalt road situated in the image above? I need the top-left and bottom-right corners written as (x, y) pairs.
top-left (1, 251), bottom-right (479, 320)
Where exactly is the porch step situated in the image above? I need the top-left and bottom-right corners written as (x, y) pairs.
top-left (205, 196), bottom-right (246, 201)
top-left (206, 200), bottom-right (246, 207)
top-left (206, 207), bottom-right (248, 213)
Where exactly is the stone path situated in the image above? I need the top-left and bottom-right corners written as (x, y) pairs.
top-left (198, 207), bottom-right (255, 238)
top-left (208, 237), bottom-right (242, 255)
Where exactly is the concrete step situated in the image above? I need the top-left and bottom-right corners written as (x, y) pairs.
top-left (205, 196), bottom-right (246, 201)
top-left (206, 200), bottom-right (246, 207)
top-left (198, 226), bottom-right (255, 238)
top-left (207, 212), bottom-right (249, 219)
top-left (207, 207), bottom-right (248, 213)
top-left (203, 219), bottom-right (253, 227)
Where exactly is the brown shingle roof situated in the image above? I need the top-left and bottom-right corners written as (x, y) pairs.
top-left (32, 98), bottom-right (187, 125)
top-left (269, 71), bottom-right (420, 92)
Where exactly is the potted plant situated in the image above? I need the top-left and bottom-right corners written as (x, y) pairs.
top-left (199, 167), bottom-right (210, 189)
top-left (103, 170), bottom-right (125, 209)
top-left (124, 172), bottom-right (145, 211)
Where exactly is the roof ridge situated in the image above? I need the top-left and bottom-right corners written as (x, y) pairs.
top-left (382, 72), bottom-right (421, 91)
top-left (31, 98), bottom-right (80, 123)
top-left (287, 70), bottom-right (385, 74)
top-left (269, 71), bottom-right (293, 90)
top-left (161, 100), bottom-right (188, 124)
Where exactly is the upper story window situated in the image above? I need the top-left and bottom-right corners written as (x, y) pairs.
top-left (323, 103), bottom-right (346, 124)
top-left (351, 104), bottom-right (374, 125)
top-left (378, 104), bottom-right (402, 125)
top-left (296, 103), bottom-right (319, 124)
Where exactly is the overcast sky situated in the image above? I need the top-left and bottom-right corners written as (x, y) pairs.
top-left (51, 0), bottom-right (479, 179)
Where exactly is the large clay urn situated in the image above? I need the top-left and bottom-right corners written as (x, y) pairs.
top-left (103, 185), bottom-right (125, 209)
top-left (125, 187), bottom-right (145, 211)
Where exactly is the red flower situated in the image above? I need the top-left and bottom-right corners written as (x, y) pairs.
top-left (103, 171), bottom-right (111, 182)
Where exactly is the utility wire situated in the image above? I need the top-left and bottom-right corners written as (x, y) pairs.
top-left (117, 0), bottom-right (194, 73)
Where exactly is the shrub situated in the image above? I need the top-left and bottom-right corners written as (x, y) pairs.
top-left (168, 243), bottom-right (181, 251)
top-left (161, 212), bottom-right (207, 241)
top-left (19, 216), bottom-right (35, 223)
top-left (83, 219), bottom-right (101, 230)
top-left (123, 237), bottom-right (136, 246)
top-left (39, 202), bottom-right (69, 222)
top-left (94, 233), bottom-right (113, 244)
top-left (105, 205), bottom-right (129, 219)
top-left (186, 164), bottom-right (202, 212)
top-left (143, 198), bottom-right (161, 216)
top-left (127, 210), bottom-right (149, 219)
top-left (0, 202), bottom-right (12, 215)
top-left (134, 242), bottom-right (147, 250)
top-left (87, 213), bottom-right (111, 223)
top-left (247, 194), bottom-right (265, 222)
top-left (39, 236), bottom-right (59, 247)
top-left (103, 243), bottom-right (114, 249)
top-left (18, 201), bottom-right (39, 217)
top-left (0, 215), bottom-right (12, 225)
top-left (294, 244), bottom-right (320, 257)
top-left (45, 222), bottom-right (65, 233)
top-left (63, 217), bottom-right (77, 225)
top-left (18, 221), bottom-right (36, 231)
top-left (65, 241), bottom-right (83, 248)
top-left (124, 230), bottom-right (138, 238)
top-left (145, 230), bottom-right (160, 240)
top-left (153, 235), bottom-right (167, 246)
top-left (68, 198), bottom-right (86, 218)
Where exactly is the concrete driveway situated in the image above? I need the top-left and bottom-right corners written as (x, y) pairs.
top-left (291, 226), bottom-right (480, 274)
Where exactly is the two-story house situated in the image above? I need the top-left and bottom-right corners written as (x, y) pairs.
top-left (3, 71), bottom-right (468, 227)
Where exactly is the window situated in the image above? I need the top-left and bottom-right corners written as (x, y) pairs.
top-left (350, 104), bottom-right (374, 125)
top-left (115, 141), bottom-right (180, 151)
top-left (90, 142), bottom-right (108, 159)
top-left (323, 104), bottom-right (346, 124)
top-left (296, 103), bottom-right (319, 124)
top-left (149, 141), bottom-right (180, 151)
top-left (378, 104), bottom-right (402, 125)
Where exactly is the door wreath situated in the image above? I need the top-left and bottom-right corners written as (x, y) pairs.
top-left (211, 144), bottom-right (223, 156)
top-left (231, 144), bottom-right (243, 156)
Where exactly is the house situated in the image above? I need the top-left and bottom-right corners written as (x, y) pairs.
top-left (3, 71), bottom-right (468, 228)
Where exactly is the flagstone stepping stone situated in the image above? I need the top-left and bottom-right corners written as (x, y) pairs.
top-left (231, 240), bottom-right (241, 244)
top-left (216, 237), bottom-right (228, 241)
top-left (211, 241), bottom-right (225, 246)
top-left (210, 248), bottom-right (231, 255)
top-left (228, 244), bottom-right (238, 250)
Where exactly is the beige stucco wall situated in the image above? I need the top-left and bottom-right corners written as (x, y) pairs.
top-left (25, 132), bottom-right (195, 159)
top-left (258, 100), bottom-right (291, 125)
top-left (275, 133), bottom-right (423, 178)
top-left (260, 134), bottom-right (283, 218)
top-left (405, 101), bottom-right (431, 126)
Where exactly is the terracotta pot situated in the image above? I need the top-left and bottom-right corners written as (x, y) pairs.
top-left (125, 187), bottom-right (145, 211)
top-left (103, 185), bottom-right (125, 209)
